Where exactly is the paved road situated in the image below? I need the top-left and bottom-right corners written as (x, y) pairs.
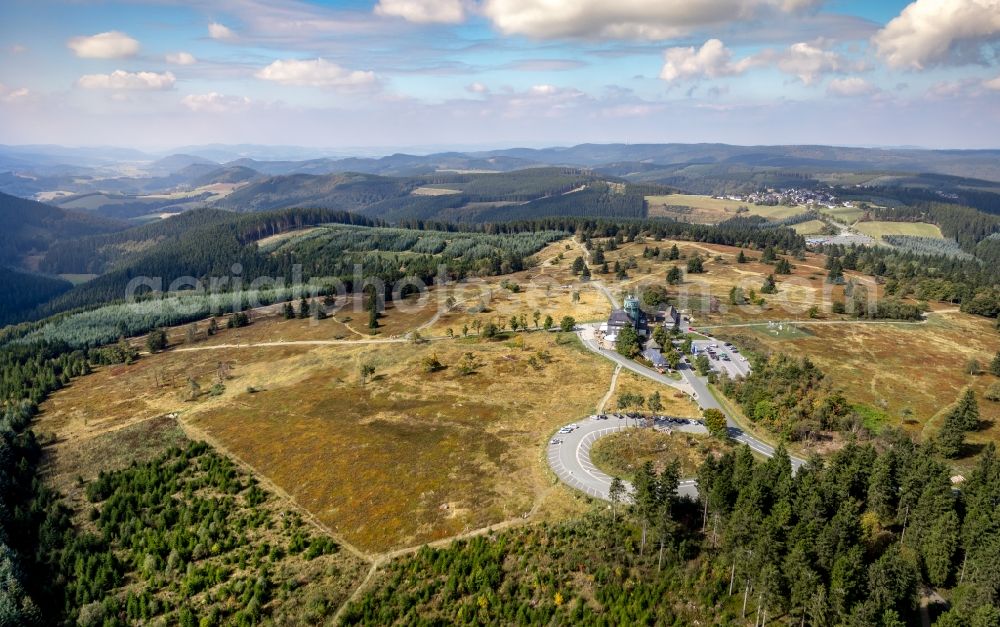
top-left (550, 323), bottom-right (803, 502)
top-left (547, 417), bottom-right (699, 501)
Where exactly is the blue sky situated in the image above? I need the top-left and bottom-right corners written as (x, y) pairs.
top-left (0, 0), bottom-right (998, 150)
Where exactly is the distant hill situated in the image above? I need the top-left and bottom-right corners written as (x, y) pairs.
top-left (148, 153), bottom-right (218, 175)
top-left (0, 191), bottom-right (126, 266)
top-left (215, 172), bottom-right (413, 212)
top-left (188, 165), bottom-right (260, 187)
top-left (216, 167), bottom-right (672, 223)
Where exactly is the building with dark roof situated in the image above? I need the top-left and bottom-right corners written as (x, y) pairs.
top-left (606, 295), bottom-right (649, 339)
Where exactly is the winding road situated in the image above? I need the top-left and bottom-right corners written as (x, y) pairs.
top-left (546, 277), bottom-right (803, 502)
top-left (547, 419), bottom-right (700, 501)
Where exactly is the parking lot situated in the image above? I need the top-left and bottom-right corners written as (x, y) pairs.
top-left (689, 339), bottom-right (750, 379)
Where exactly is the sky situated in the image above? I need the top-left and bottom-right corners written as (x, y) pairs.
top-left (0, 0), bottom-right (999, 151)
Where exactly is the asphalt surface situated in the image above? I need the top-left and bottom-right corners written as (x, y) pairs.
top-left (546, 417), bottom-right (699, 501)
top-left (547, 323), bottom-right (804, 503)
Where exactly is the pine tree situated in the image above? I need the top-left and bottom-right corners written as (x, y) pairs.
top-left (761, 274), bottom-right (777, 294)
top-left (666, 266), bottom-right (682, 285)
top-left (937, 408), bottom-right (966, 458)
top-left (990, 352), bottom-right (1000, 377)
top-left (737, 249), bottom-right (747, 263)
top-left (954, 389), bottom-right (979, 431)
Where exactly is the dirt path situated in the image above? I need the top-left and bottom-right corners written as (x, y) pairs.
top-left (697, 318), bottom-right (926, 330)
top-left (171, 336), bottom-right (450, 352)
top-left (597, 364), bottom-right (622, 414)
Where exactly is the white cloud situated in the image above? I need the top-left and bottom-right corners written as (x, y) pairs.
top-left (984, 75), bottom-right (1000, 90)
top-left (659, 39), bottom-right (755, 82)
top-left (827, 76), bottom-right (878, 97)
top-left (874, 0), bottom-right (1000, 69)
top-left (77, 70), bottom-right (176, 91)
top-left (181, 92), bottom-right (251, 113)
top-left (166, 51), bottom-right (197, 65)
top-left (67, 31), bottom-right (140, 59)
top-left (482, 0), bottom-right (821, 40)
top-left (467, 82), bottom-right (490, 93)
top-left (0, 83), bottom-right (30, 103)
top-left (9, 44), bottom-right (26, 54)
top-left (925, 78), bottom-right (981, 98)
top-left (255, 58), bottom-right (376, 88)
top-left (773, 42), bottom-right (851, 84)
top-left (661, 39), bottom-right (859, 85)
top-left (208, 22), bottom-right (236, 40)
top-left (374, 0), bottom-right (466, 23)
top-left (529, 84), bottom-right (558, 95)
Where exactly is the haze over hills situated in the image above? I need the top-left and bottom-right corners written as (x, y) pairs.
top-left (2, 142), bottom-right (1000, 224)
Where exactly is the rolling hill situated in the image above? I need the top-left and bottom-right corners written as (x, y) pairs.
top-left (0, 191), bottom-right (126, 266)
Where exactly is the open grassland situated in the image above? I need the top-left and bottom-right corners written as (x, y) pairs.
top-left (424, 239), bottom-right (611, 336)
top-left (791, 219), bottom-right (828, 235)
top-left (411, 186), bottom-right (461, 196)
top-left (591, 428), bottom-right (732, 479)
top-left (715, 313), bottom-right (1000, 463)
top-left (255, 226), bottom-right (323, 249)
top-left (854, 220), bottom-right (943, 240)
top-left (610, 370), bottom-right (701, 418)
top-left (57, 273), bottom-right (99, 285)
top-left (601, 238), bottom-right (861, 324)
top-left (37, 303), bottom-right (614, 554)
top-left (817, 205), bottom-right (864, 223)
top-left (646, 194), bottom-right (808, 223)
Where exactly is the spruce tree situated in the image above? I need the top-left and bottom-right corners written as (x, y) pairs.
top-left (937, 408), bottom-right (965, 459)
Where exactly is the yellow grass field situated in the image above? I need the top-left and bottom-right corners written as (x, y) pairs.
top-left (411, 186), bottom-right (462, 196)
top-left (646, 194), bottom-right (808, 223)
top-left (610, 370), bottom-right (701, 418)
top-left (854, 221), bottom-right (943, 240)
top-left (792, 219), bottom-right (828, 235)
top-left (37, 293), bottom-right (616, 553)
top-left (591, 428), bottom-right (732, 479)
top-left (817, 205), bottom-right (864, 223)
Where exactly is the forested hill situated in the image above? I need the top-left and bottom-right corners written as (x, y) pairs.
top-left (40, 208), bottom-right (258, 275)
top-left (0, 192), bottom-right (126, 266)
top-left (213, 167), bottom-right (673, 223)
top-left (35, 208), bottom-right (382, 316)
top-left (214, 172), bottom-right (411, 213)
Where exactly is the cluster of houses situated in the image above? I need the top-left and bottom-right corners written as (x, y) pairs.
top-left (714, 187), bottom-right (851, 210)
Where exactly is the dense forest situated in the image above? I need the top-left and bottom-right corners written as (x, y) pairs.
top-left (0, 268), bottom-right (71, 327)
top-left (718, 354), bottom-right (852, 441)
top-left (0, 191), bottom-right (125, 266)
top-left (820, 243), bottom-right (1000, 320)
top-left (31, 208), bottom-right (383, 317)
top-left (343, 438), bottom-right (1000, 625)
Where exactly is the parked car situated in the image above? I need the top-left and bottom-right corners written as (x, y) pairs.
top-left (550, 438), bottom-right (562, 445)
